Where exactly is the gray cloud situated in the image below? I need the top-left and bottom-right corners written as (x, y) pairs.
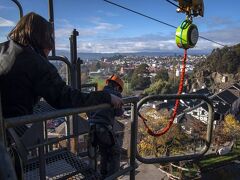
top-left (200, 27), bottom-right (240, 45)
top-left (53, 18), bottom-right (239, 53)
top-left (55, 30), bottom-right (229, 53)
top-left (97, 10), bottom-right (118, 17)
top-left (196, 16), bottom-right (240, 32)
top-left (94, 22), bottom-right (122, 31)
top-left (55, 18), bottom-right (123, 39)
top-left (0, 5), bottom-right (14, 10)
top-left (74, 35), bottom-right (177, 53)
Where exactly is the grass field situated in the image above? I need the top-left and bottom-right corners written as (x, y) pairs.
top-left (199, 144), bottom-right (240, 168)
top-left (89, 76), bottom-right (105, 90)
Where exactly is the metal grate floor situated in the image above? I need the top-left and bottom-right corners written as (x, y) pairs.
top-left (24, 149), bottom-right (100, 180)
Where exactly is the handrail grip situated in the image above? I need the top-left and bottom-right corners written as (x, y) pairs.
top-left (48, 55), bottom-right (72, 70)
top-left (136, 94), bottom-right (214, 164)
top-left (48, 55), bottom-right (72, 86)
top-left (11, 0), bottom-right (23, 18)
top-left (4, 96), bottom-right (138, 128)
top-left (5, 105), bottom-right (109, 128)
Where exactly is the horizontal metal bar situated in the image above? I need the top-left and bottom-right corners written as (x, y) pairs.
top-left (123, 96), bottom-right (139, 104)
top-left (5, 96), bottom-right (139, 128)
top-left (27, 134), bottom-right (76, 150)
top-left (29, 128), bottom-right (131, 151)
top-left (5, 104), bottom-right (110, 128)
top-left (137, 153), bottom-right (202, 164)
top-left (81, 83), bottom-right (97, 88)
top-left (137, 94), bottom-right (212, 105)
top-left (136, 94), bottom-right (214, 164)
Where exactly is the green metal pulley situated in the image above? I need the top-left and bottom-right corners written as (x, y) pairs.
top-left (176, 20), bottom-right (199, 49)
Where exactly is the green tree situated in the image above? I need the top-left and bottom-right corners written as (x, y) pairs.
top-left (144, 79), bottom-right (170, 95)
top-left (196, 45), bottom-right (240, 74)
top-left (96, 61), bottom-right (101, 70)
top-left (223, 114), bottom-right (240, 141)
top-left (144, 78), bottom-right (179, 95)
top-left (131, 64), bottom-right (151, 90)
top-left (138, 108), bottom-right (189, 157)
top-left (154, 68), bottom-right (169, 82)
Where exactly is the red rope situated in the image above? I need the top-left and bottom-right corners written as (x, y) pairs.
top-left (140, 49), bottom-right (187, 137)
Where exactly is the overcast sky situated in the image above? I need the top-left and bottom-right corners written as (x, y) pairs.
top-left (0, 0), bottom-right (240, 53)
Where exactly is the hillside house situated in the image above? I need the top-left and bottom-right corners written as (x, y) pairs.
top-left (187, 83), bottom-right (239, 124)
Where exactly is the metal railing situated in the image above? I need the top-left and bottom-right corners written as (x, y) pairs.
top-left (0, 93), bottom-right (215, 180)
top-left (136, 94), bottom-right (214, 164)
top-left (0, 96), bottom-right (139, 180)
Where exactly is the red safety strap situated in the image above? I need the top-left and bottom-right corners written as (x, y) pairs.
top-left (139, 49), bottom-right (187, 137)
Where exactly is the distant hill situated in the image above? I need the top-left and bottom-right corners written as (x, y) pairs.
top-left (56, 50), bottom-right (209, 60)
top-left (195, 44), bottom-right (240, 74)
top-left (188, 43), bottom-right (240, 92)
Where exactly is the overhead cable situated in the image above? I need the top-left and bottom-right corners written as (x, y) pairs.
top-left (103, 0), bottom-right (177, 29)
top-left (103, 0), bottom-right (225, 47)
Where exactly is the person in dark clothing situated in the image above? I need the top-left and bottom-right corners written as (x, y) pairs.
top-left (88, 74), bottom-right (124, 178)
top-left (0, 12), bottom-right (123, 118)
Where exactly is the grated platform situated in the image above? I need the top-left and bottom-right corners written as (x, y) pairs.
top-left (24, 149), bottom-right (100, 180)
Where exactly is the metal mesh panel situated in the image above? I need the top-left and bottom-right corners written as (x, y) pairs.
top-left (24, 150), bottom-right (100, 180)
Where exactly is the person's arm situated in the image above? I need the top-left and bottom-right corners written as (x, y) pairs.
top-left (34, 59), bottom-right (112, 109)
top-left (114, 93), bottom-right (124, 117)
top-left (103, 87), bottom-right (124, 116)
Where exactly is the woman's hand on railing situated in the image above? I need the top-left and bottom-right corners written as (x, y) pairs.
top-left (110, 94), bottom-right (123, 108)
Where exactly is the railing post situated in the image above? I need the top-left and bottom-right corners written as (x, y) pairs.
top-left (39, 143), bottom-right (46, 179)
top-left (69, 29), bottom-right (80, 154)
top-left (48, 0), bottom-right (56, 56)
top-left (39, 123), bottom-right (46, 180)
top-left (76, 58), bottom-right (83, 89)
top-left (130, 101), bottom-right (138, 180)
top-left (48, 56), bottom-right (73, 150)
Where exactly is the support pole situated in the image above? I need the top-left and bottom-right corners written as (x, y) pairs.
top-left (130, 101), bottom-right (138, 180)
top-left (48, 0), bottom-right (56, 56)
top-left (69, 29), bottom-right (79, 154)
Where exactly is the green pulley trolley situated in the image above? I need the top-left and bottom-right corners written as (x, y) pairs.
top-left (176, 20), bottom-right (199, 49)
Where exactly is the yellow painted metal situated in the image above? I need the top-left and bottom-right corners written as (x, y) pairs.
top-left (177, 0), bottom-right (204, 17)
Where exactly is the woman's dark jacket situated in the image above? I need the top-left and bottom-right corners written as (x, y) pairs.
top-left (0, 40), bottom-right (111, 118)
